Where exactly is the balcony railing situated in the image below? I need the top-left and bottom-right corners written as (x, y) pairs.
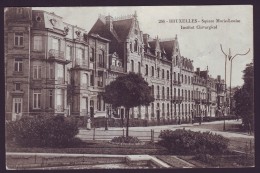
top-left (171, 96), bottom-right (183, 103)
top-left (157, 95), bottom-right (160, 99)
top-left (98, 62), bottom-right (105, 68)
top-left (173, 80), bottom-right (181, 85)
top-left (56, 105), bottom-right (63, 112)
top-left (162, 95), bottom-right (165, 99)
top-left (49, 49), bottom-right (65, 60)
top-left (75, 58), bottom-right (88, 69)
top-left (110, 65), bottom-right (124, 73)
top-left (201, 99), bottom-right (207, 104)
top-left (194, 98), bottom-right (200, 104)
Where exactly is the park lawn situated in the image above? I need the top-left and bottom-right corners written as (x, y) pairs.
top-left (6, 140), bottom-right (168, 155)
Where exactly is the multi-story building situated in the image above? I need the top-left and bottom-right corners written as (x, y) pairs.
top-left (5, 8), bottom-right (227, 123)
top-left (5, 7), bottom-right (109, 121)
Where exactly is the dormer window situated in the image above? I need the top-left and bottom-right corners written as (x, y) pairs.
top-left (50, 19), bottom-right (57, 26)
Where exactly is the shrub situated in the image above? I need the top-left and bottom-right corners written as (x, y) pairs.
top-left (6, 115), bottom-right (79, 147)
top-left (158, 129), bottom-right (229, 155)
top-left (111, 136), bottom-right (141, 144)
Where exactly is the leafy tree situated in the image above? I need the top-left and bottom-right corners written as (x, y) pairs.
top-left (233, 63), bottom-right (254, 132)
top-left (103, 72), bottom-right (154, 137)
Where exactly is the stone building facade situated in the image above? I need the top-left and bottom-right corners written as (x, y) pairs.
top-left (5, 8), bottom-right (226, 122)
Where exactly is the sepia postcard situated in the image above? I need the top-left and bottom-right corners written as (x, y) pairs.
top-left (4, 5), bottom-right (254, 170)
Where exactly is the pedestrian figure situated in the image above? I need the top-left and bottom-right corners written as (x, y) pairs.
top-left (86, 118), bottom-right (91, 130)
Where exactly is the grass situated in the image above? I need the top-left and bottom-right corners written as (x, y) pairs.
top-left (6, 139), bottom-right (168, 155)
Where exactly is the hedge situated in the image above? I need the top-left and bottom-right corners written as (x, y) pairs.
top-left (6, 115), bottom-right (79, 148)
top-left (158, 129), bottom-right (229, 155)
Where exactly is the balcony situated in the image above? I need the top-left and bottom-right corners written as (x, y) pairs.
top-left (48, 49), bottom-right (71, 64)
top-left (110, 65), bottom-right (124, 73)
top-left (194, 98), bottom-right (200, 104)
top-left (171, 96), bottom-right (183, 103)
top-left (201, 99), bottom-right (207, 104)
top-left (56, 105), bottom-right (63, 112)
top-left (162, 95), bottom-right (165, 100)
top-left (172, 80), bottom-right (181, 86)
top-left (156, 95), bottom-right (160, 99)
top-left (75, 58), bottom-right (88, 69)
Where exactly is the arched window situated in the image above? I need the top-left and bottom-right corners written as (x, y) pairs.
top-left (145, 64), bottom-right (148, 75)
top-left (167, 87), bottom-right (169, 99)
top-left (131, 60), bottom-right (134, 72)
top-left (162, 86), bottom-right (165, 99)
top-left (151, 85), bottom-right (154, 97)
top-left (157, 85), bottom-right (160, 99)
top-left (98, 50), bottom-right (104, 68)
top-left (90, 48), bottom-right (94, 62)
top-left (134, 39), bottom-right (138, 52)
top-left (162, 69), bottom-right (165, 79)
top-left (130, 42), bottom-right (133, 52)
top-left (151, 66), bottom-right (154, 76)
top-left (167, 70), bottom-right (169, 80)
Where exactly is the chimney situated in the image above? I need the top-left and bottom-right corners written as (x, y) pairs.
top-left (196, 68), bottom-right (200, 73)
top-left (105, 15), bottom-right (113, 31)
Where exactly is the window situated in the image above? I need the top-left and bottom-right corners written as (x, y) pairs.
top-left (157, 68), bottom-right (160, 78)
top-left (162, 87), bottom-right (165, 98)
top-left (130, 42), bottom-right (133, 52)
top-left (157, 85), bottom-right (160, 98)
top-left (138, 62), bottom-right (141, 74)
top-left (33, 65), bottom-right (41, 79)
top-left (145, 64), bottom-right (148, 76)
top-left (33, 90), bottom-right (41, 109)
top-left (14, 98), bottom-right (22, 113)
top-left (97, 71), bottom-right (103, 87)
top-left (151, 66), bottom-right (154, 76)
top-left (33, 36), bottom-right (43, 51)
top-left (56, 89), bottom-right (63, 111)
top-left (174, 88), bottom-right (176, 97)
top-left (90, 71), bottom-right (94, 86)
top-left (162, 69), bottom-right (165, 79)
top-left (77, 48), bottom-right (84, 60)
top-left (15, 83), bottom-right (21, 91)
top-left (178, 73), bottom-right (180, 82)
top-left (182, 74), bottom-right (183, 83)
top-left (98, 50), bottom-right (104, 68)
top-left (52, 38), bottom-right (60, 50)
top-left (174, 72), bottom-right (176, 81)
top-left (49, 90), bottom-right (53, 108)
top-left (131, 60), bottom-right (134, 72)
top-left (81, 73), bottom-right (88, 88)
top-left (90, 48), bottom-right (94, 62)
top-left (14, 33), bottom-right (23, 46)
top-left (185, 75), bottom-right (187, 84)
top-left (14, 58), bottom-right (23, 72)
top-left (134, 40), bottom-right (138, 52)
top-left (57, 64), bottom-right (64, 83)
top-left (167, 71), bottom-right (169, 80)
top-left (66, 46), bottom-right (72, 61)
top-left (167, 87), bottom-right (169, 99)
top-left (49, 64), bottom-right (54, 79)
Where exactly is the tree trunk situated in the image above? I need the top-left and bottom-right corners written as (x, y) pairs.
top-left (126, 108), bottom-right (130, 137)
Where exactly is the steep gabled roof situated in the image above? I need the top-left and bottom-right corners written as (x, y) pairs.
top-left (160, 40), bottom-right (176, 60)
top-left (89, 18), bottom-right (120, 43)
top-left (113, 18), bottom-right (133, 41)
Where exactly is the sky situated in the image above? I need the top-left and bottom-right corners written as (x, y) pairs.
top-left (33, 6), bottom-right (253, 87)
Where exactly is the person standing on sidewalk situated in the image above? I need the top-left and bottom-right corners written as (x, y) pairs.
top-left (86, 118), bottom-right (91, 130)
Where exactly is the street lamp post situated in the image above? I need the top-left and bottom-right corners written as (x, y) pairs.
top-left (220, 44), bottom-right (250, 131)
